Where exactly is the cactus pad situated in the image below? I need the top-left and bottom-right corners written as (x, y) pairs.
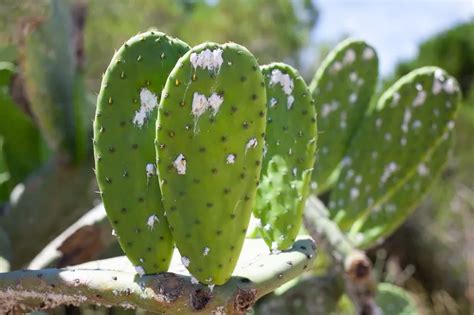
top-left (156, 42), bottom-right (266, 285)
top-left (349, 131), bottom-right (453, 248)
top-left (329, 67), bottom-right (461, 229)
top-left (309, 39), bottom-right (378, 192)
top-left (254, 63), bottom-right (317, 251)
top-left (94, 31), bottom-right (189, 274)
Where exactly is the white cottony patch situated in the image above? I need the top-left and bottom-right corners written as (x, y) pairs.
top-left (226, 154), bottom-right (236, 164)
top-left (416, 83), bottom-right (423, 91)
top-left (402, 108), bottom-right (412, 133)
top-left (270, 69), bottom-right (294, 95)
top-left (355, 175), bottom-right (362, 185)
top-left (133, 88), bottom-right (158, 128)
top-left (321, 101), bottom-right (339, 118)
top-left (434, 69), bottom-right (445, 81)
top-left (349, 71), bottom-right (358, 82)
top-left (375, 118), bottom-right (382, 128)
top-left (331, 61), bottom-right (343, 74)
top-left (447, 120), bottom-right (455, 130)
top-left (292, 167), bottom-right (298, 177)
top-left (287, 95), bottom-right (295, 109)
top-left (192, 92), bottom-right (224, 117)
top-left (381, 162), bottom-right (398, 184)
top-left (432, 80), bottom-right (443, 95)
top-left (246, 137), bottom-right (258, 152)
top-left (203, 247), bottom-right (210, 256)
top-left (146, 163), bottom-right (155, 177)
top-left (417, 163), bottom-right (429, 176)
top-left (343, 49), bottom-right (356, 65)
top-left (190, 48), bottom-right (223, 72)
top-left (147, 214), bottom-right (159, 229)
top-left (412, 120), bottom-right (422, 129)
top-left (363, 47), bottom-right (375, 60)
top-left (111, 229), bottom-right (117, 236)
top-left (413, 90), bottom-right (427, 107)
top-left (208, 93), bottom-right (224, 113)
top-left (269, 97), bottom-right (278, 107)
top-left (135, 266), bottom-right (145, 277)
top-left (444, 78), bottom-right (457, 94)
top-left (190, 276), bottom-right (199, 285)
top-left (181, 256), bottom-right (190, 267)
top-left (264, 223), bottom-right (271, 231)
top-left (173, 154), bottom-right (186, 175)
top-left (350, 188), bottom-right (359, 200)
top-left (349, 93), bottom-right (358, 104)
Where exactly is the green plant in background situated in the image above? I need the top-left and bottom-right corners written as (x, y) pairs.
top-left (255, 63), bottom-right (317, 251)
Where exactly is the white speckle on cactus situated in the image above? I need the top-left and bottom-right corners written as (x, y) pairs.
top-left (391, 92), bottom-right (400, 106)
top-left (347, 169), bottom-right (355, 179)
top-left (255, 218), bottom-right (262, 227)
top-left (206, 277), bottom-right (214, 283)
top-left (400, 137), bottom-right (407, 146)
top-left (349, 93), bottom-right (358, 104)
top-left (402, 108), bottom-right (412, 133)
top-left (263, 142), bottom-right (268, 157)
top-left (287, 95), bottom-right (295, 109)
top-left (190, 276), bottom-right (199, 285)
top-left (226, 154), bottom-right (236, 164)
top-left (444, 78), bottom-right (457, 94)
top-left (192, 92), bottom-right (223, 117)
top-left (447, 120), bottom-right (455, 130)
top-left (341, 156), bottom-right (352, 166)
top-left (355, 175), bottom-right (362, 185)
top-left (343, 49), bottom-right (356, 65)
top-left (111, 229), bottom-right (117, 236)
top-left (139, 258), bottom-right (144, 263)
top-left (288, 148), bottom-right (293, 155)
top-left (133, 88), bottom-right (158, 128)
top-left (181, 256), bottom-right (190, 267)
top-left (381, 162), bottom-right (398, 184)
top-left (349, 71), bottom-right (358, 82)
top-left (134, 266), bottom-right (145, 277)
top-left (270, 69), bottom-right (294, 95)
top-left (340, 111), bottom-right (347, 129)
top-left (434, 69), bottom-right (445, 81)
top-left (412, 120), bottom-right (422, 129)
top-left (413, 90), bottom-right (426, 107)
top-left (145, 163), bottom-right (155, 177)
top-left (245, 137), bottom-right (258, 152)
top-left (208, 93), bottom-right (224, 114)
top-left (269, 97), bottom-right (277, 107)
top-left (375, 118), bottom-right (382, 128)
top-left (190, 48), bottom-right (223, 72)
top-left (350, 188), bottom-right (359, 200)
top-left (432, 79), bottom-right (443, 95)
top-left (264, 223), bottom-right (271, 231)
top-left (147, 214), bottom-right (159, 230)
top-left (416, 83), bottom-right (423, 91)
top-left (362, 47), bottom-right (375, 60)
top-left (292, 167), bottom-right (297, 177)
top-left (208, 284), bottom-right (215, 292)
top-left (203, 247), bottom-right (210, 256)
top-left (173, 153), bottom-right (186, 175)
top-left (321, 101), bottom-right (339, 118)
top-left (384, 133), bottom-right (392, 141)
top-left (417, 163), bottom-right (429, 176)
top-left (331, 61), bottom-right (343, 74)
top-left (192, 92), bottom-right (209, 117)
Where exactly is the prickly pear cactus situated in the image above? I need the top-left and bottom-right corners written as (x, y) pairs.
top-left (156, 42), bottom-right (266, 285)
top-left (254, 63), bottom-right (317, 251)
top-left (329, 67), bottom-right (461, 230)
top-left (349, 131), bottom-right (453, 248)
top-left (94, 31), bottom-right (189, 275)
top-left (309, 39), bottom-right (378, 193)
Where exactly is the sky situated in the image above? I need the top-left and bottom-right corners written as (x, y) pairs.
top-left (311, 0), bottom-right (474, 76)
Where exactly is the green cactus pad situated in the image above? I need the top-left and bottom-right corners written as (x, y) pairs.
top-left (349, 131), bottom-right (453, 249)
top-left (309, 39), bottom-right (378, 193)
top-left (254, 63), bottom-right (317, 251)
top-left (156, 42), bottom-right (266, 285)
top-left (329, 67), bottom-right (461, 230)
top-left (376, 283), bottom-right (419, 315)
top-left (94, 31), bottom-right (189, 275)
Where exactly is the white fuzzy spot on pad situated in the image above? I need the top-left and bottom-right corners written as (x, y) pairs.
top-left (181, 256), bottom-right (190, 267)
top-left (192, 92), bottom-right (224, 117)
top-left (133, 88), bottom-right (158, 128)
top-left (146, 163), bottom-right (155, 177)
top-left (134, 266), bottom-right (145, 277)
top-left (147, 214), bottom-right (159, 229)
top-left (363, 47), bottom-right (375, 60)
top-left (226, 154), bottom-right (236, 164)
top-left (173, 153), bottom-right (187, 175)
top-left (190, 48), bottom-right (223, 72)
top-left (245, 137), bottom-right (258, 152)
top-left (343, 49), bottom-right (356, 65)
top-left (270, 69), bottom-right (294, 95)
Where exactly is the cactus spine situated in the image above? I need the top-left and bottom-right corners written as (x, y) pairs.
top-left (94, 31), bottom-right (189, 274)
top-left (156, 42), bottom-right (267, 285)
top-left (254, 63), bottom-right (317, 250)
